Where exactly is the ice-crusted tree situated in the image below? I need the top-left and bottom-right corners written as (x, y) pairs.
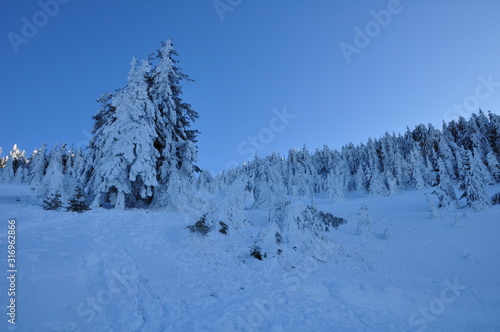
top-left (66, 187), bottom-right (91, 213)
top-left (252, 154), bottom-right (287, 209)
top-left (217, 173), bottom-right (254, 226)
top-left (38, 144), bottom-right (69, 200)
top-left (326, 166), bottom-right (345, 203)
top-left (357, 205), bottom-right (374, 239)
top-left (85, 58), bottom-right (159, 209)
top-left (0, 148), bottom-right (5, 169)
top-left (431, 158), bottom-right (457, 208)
top-left (409, 145), bottom-right (427, 190)
top-left (149, 38), bottom-right (200, 208)
top-left (1, 145), bottom-right (28, 184)
top-left (459, 149), bottom-right (491, 210)
top-left (84, 39), bottom-right (199, 209)
top-left (286, 146), bottom-right (316, 198)
top-left (485, 151), bottom-right (500, 182)
top-left (28, 144), bottom-right (47, 186)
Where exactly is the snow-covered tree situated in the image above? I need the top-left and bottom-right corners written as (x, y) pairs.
top-left (459, 149), bottom-right (491, 210)
top-left (485, 151), bottom-right (500, 182)
top-left (286, 146), bottom-right (316, 198)
top-left (86, 58), bottom-right (160, 209)
top-left (357, 205), bottom-right (374, 239)
top-left (66, 187), bottom-right (90, 213)
top-left (326, 167), bottom-right (345, 203)
top-left (38, 144), bottom-right (70, 200)
top-left (0, 148), bottom-right (5, 169)
top-left (431, 158), bottom-right (457, 208)
top-left (252, 154), bottom-right (287, 209)
top-left (28, 144), bottom-right (47, 186)
top-left (409, 145), bottom-right (426, 190)
top-left (1, 144), bottom-right (28, 184)
top-left (150, 38), bottom-right (200, 207)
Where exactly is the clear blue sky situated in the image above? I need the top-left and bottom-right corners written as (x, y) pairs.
top-left (1, 0), bottom-right (500, 173)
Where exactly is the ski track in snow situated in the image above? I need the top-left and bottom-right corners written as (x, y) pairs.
top-left (1, 184), bottom-right (500, 331)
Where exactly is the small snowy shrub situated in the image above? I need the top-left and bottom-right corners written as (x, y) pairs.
top-left (302, 206), bottom-right (346, 232)
top-left (218, 221), bottom-right (228, 234)
top-left (66, 187), bottom-right (91, 213)
top-left (275, 232), bottom-right (282, 244)
top-left (42, 191), bottom-right (63, 210)
top-left (491, 193), bottom-right (500, 205)
top-left (187, 214), bottom-right (212, 235)
top-left (357, 205), bottom-right (375, 239)
top-left (317, 211), bottom-right (347, 230)
top-left (249, 245), bottom-right (266, 260)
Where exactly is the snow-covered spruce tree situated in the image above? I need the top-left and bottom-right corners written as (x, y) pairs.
top-left (431, 158), bottom-right (457, 208)
top-left (286, 146), bottom-right (316, 198)
top-left (38, 143), bottom-right (71, 201)
top-left (66, 187), bottom-right (90, 213)
top-left (85, 58), bottom-right (159, 209)
top-left (28, 144), bottom-right (47, 186)
top-left (149, 39), bottom-right (200, 208)
top-left (0, 148), bottom-right (5, 169)
top-left (408, 144), bottom-right (427, 190)
top-left (252, 154), bottom-right (288, 209)
top-left (326, 166), bottom-right (345, 203)
top-left (0, 144), bottom-right (28, 184)
top-left (459, 149), bottom-right (491, 210)
top-left (85, 40), bottom-right (199, 209)
top-left (357, 205), bottom-right (374, 239)
top-left (42, 191), bottom-right (63, 211)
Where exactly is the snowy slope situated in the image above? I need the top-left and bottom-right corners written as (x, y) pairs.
top-left (1, 184), bottom-right (500, 331)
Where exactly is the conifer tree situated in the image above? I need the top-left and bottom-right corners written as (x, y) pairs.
top-left (38, 143), bottom-right (69, 201)
top-left (86, 58), bottom-right (160, 208)
top-left (150, 39), bottom-right (200, 208)
top-left (29, 144), bottom-right (47, 186)
top-left (42, 191), bottom-right (63, 210)
top-left (459, 149), bottom-right (491, 210)
top-left (66, 187), bottom-right (91, 213)
top-left (432, 158), bottom-right (457, 208)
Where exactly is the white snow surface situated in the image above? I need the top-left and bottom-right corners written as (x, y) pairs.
top-left (1, 184), bottom-right (500, 331)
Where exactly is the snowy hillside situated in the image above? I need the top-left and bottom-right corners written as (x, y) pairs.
top-left (1, 183), bottom-right (499, 331)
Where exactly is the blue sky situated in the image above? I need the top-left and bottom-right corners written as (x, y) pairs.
top-left (1, 0), bottom-right (500, 173)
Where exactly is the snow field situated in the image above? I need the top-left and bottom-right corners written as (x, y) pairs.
top-left (0, 184), bottom-right (499, 331)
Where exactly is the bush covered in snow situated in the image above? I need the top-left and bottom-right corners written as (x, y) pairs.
top-left (66, 187), bottom-right (91, 213)
top-left (187, 214), bottom-right (212, 235)
top-left (218, 221), bottom-right (228, 234)
top-left (249, 245), bottom-right (266, 260)
top-left (491, 193), bottom-right (500, 205)
top-left (42, 191), bottom-right (63, 211)
top-left (299, 206), bottom-right (346, 233)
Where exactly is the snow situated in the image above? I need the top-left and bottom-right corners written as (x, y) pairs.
top-left (1, 183), bottom-right (499, 331)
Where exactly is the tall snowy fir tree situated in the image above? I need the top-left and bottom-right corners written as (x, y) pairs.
top-left (459, 149), bottom-right (491, 210)
top-left (0, 144), bottom-right (28, 183)
top-left (38, 143), bottom-right (69, 200)
top-left (85, 58), bottom-right (159, 209)
top-left (28, 144), bottom-right (47, 186)
top-left (149, 38), bottom-right (200, 208)
top-left (432, 158), bottom-right (457, 208)
top-left (84, 40), bottom-right (199, 209)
